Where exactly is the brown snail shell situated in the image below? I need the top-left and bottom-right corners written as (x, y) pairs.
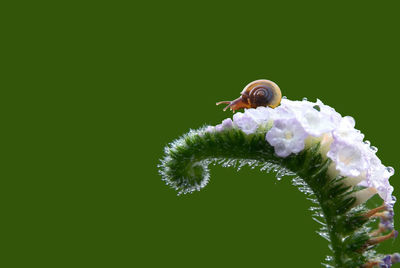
top-left (216, 79), bottom-right (282, 111)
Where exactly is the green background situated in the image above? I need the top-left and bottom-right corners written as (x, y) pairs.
top-left (3, 1), bottom-right (400, 267)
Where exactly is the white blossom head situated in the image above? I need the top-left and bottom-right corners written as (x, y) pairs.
top-left (211, 97), bottom-right (395, 205)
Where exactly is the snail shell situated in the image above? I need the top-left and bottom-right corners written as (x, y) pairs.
top-left (242, 80), bottom-right (282, 109)
top-left (216, 79), bottom-right (282, 111)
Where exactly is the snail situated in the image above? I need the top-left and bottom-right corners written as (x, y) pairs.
top-left (216, 79), bottom-right (282, 112)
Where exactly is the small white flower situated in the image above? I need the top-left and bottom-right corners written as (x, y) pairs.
top-left (232, 112), bottom-right (259, 135)
top-left (315, 99), bottom-right (342, 125)
top-left (327, 139), bottom-right (368, 177)
top-left (214, 118), bottom-right (234, 132)
top-left (298, 108), bottom-right (337, 137)
top-left (205, 126), bottom-right (215, 133)
top-left (280, 98), bottom-right (314, 112)
top-left (266, 118), bottom-right (308, 157)
top-left (332, 116), bottom-right (364, 142)
top-left (244, 106), bottom-right (272, 124)
top-left (221, 118), bottom-right (233, 129)
top-left (358, 153), bottom-right (395, 204)
top-left (215, 124), bottom-right (224, 132)
top-left (277, 99), bottom-right (340, 137)
top-left (270, 100), bottom-right (300, 120)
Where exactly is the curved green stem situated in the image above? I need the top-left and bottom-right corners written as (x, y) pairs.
top-left (159, 127), bottom-right (387, 267)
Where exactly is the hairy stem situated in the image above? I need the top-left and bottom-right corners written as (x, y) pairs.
top-left (159, 127), bottom-right (387, 267)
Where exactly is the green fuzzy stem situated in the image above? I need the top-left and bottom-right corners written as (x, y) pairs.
top-left (159, 127), bottom-right (387, 267)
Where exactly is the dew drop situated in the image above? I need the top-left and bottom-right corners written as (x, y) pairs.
top-left (302, 97), bottom-right (308, 101)
top-left (386, 166), bottom-right (395, 176)
top-left (313, 211), bottom-right (325, 218)
top-left (307, 197), bottom-right (320, 204)
top-left (313, 105), bottom-right (321, 111)
top-left (325, 255), bottom-right (333, 262)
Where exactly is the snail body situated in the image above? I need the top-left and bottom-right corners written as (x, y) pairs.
top-left (217, 79), bottom-right (282, 111)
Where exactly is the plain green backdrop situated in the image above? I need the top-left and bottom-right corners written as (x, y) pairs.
top-left (3, 1), bottom-right (400, 267)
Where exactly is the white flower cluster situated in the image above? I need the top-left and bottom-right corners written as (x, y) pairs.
top-left (206, 98), bottom-right (395, 204)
